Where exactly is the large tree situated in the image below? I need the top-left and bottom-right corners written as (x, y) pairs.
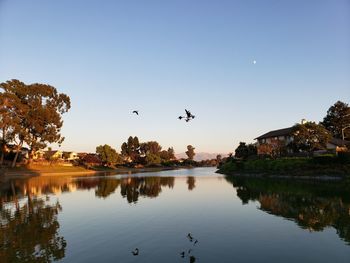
top-left (0, 79), bottom-right (70, 166)
top-left (290, 122), bottom-right (331, 154)
top-left (167, 147), bottom-right (175, 160)
top-left (186, 145), bottom-right (195, 160)
top-left (96, 144), bottom-right (122, 167)
top-left (321, 101), bottom-right (350, 140)
top-left (0, 92), bottom-right (20, 166)
top-left (140, 141), bottom-right (162, 156)
top-left (121, 136), bottom-right (140, 162)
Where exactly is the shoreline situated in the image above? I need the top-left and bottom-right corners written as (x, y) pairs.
top-left (0, 165), bottom-right (186, 182)
top-left (216, 170), bottom-right (344, 181)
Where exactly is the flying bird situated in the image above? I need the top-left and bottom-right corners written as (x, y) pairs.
top-left (131, 248), bottom-right (139, 256)
top-left (132, 110), bottom-right (139, 115)
top-left (179, 110), bottom-right (195, 122)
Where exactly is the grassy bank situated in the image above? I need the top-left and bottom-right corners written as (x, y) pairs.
top-left (217, 155), bottom-right (350, 179)
top-left (0, 164), bottom-right (185, 182)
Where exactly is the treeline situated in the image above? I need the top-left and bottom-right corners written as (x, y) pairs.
top-left (95, 136), bottom-right (198, 168)
top-left (0, 79), bottom-right (70, 167)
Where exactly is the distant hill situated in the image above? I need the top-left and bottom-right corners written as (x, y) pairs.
top-left (175, 152), bottom-right (226, 161)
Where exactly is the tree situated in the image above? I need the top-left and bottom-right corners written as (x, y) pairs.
top-left (235, 142), bottom-right (257, 159)
top-left (121, 136), bottom-right (140, 162)
top-left (167, 147), bottom-right (175, 160)
top-left (159, 150), bottom-right (170, 161)
top-left (186, 145), bottom-right (195, 160)
top-left (289, 122), bottom-right (331, 154)
top-left (96, 144), bottom-right (122, 167)
top-left (145, 153), bottom-right (161, 166)
top-left (0, 79), bottom-right (71, 165)
top-left (321, 101), bottom-right (350, 140)
top-left (0, 88), bottom-right (27, 166)
top-left (140, 141), bottom-right (162, 156)
top-left (216, 154), bottom-right (222, 165)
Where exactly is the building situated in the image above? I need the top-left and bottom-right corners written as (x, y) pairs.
top-left (44, 150), bottom-right (63, 160)
top-left (63, 151), bottom-right (79, 161)
top-left (255, 126), bottom-right (349, 156)
top-left (80, 154), bottom-right (102, 166)
top-left (255, 127), bottom-right (294, 155)
top-left (327, 138), bottom-right (349, 153)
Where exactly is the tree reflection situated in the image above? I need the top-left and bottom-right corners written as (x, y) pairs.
top-left (186, 177), bottom-right (196, 191)
top-left (225, 176), bottom-right (350, 245)
top-left (0, 195), bottom-right (66, 262)
top-left (120, 177), bottom-right (175, 203)
top-left (95, 178), bottom-right (120, 198)
top-left (0, 175), bottom-right (177, 207)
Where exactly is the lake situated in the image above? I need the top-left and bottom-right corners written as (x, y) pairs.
top-left (1, 167), bottom-right (349, 262)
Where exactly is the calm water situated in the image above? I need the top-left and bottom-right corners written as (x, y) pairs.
top-left (1, 167), bottom-right (350, 262)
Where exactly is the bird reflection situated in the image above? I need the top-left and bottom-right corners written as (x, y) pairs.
top-left (131, 248), bottom-right (139, 256)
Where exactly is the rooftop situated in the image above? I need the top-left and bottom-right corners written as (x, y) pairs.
top-left (255, 127), bottom-right (293, 140)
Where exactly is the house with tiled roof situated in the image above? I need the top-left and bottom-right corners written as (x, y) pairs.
top-left (255, 125), bottom-right (349, 155)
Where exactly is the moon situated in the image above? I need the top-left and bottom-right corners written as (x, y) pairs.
top-left (253, 60), bottom-right (256, 64)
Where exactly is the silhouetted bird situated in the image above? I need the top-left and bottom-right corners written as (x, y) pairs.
top-left (179, 109), bottom-right (195, 122)
top-left (187, 233), bottom-right (193, 241)
top-left (180, 251), bottom-right (185, 258)
top-left (131, 248), bottom-right (139, 256)
top-left (190, 255), bottom-right (196, 263)
top-left (194, 240), bottom-right (198, 245)
top-left (188, 249), bottom-right (192, 254)
top-left (132, 110), bottom-right (139, 115)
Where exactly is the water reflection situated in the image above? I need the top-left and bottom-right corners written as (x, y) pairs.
top-left (225, 176), bottom-right (350, 245)
top-left (0, 172), bottom-right (349, 263)
top-left (187, 176), bottom-right (196, 191)
top-left (0, 195), bottom-right (66, 262)
top-left (0, 176), bottom-right (176, 205)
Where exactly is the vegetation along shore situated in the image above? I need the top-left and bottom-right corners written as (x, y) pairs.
top-left (217, 100), bottom-right (350, 180)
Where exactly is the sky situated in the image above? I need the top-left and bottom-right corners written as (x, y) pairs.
top-left (0, 0), bottom-right (349, 154)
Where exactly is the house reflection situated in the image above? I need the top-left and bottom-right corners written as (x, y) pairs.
top-left (225, 176), bottom-right (350, 245)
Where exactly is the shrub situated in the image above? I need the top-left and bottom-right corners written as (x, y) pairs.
top-left (337, 152), bottom-right (350, 164)
top-left (312, 154), bottom-right (336, 165)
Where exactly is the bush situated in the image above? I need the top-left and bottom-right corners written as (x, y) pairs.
top-left (337, 152), bottom-right (350, 164)
top-left (312, 154), bottom-right (336, 165)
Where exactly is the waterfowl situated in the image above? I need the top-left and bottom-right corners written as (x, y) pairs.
top-left (187, 233), bottom-right (193, 241)
top-left (131, 248), bottom-right (139, 256)
top-left (178, 109), bottom-right (195, 122)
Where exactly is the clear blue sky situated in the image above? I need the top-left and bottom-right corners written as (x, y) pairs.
top-left (0, 0), bottom-right (349, 154)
